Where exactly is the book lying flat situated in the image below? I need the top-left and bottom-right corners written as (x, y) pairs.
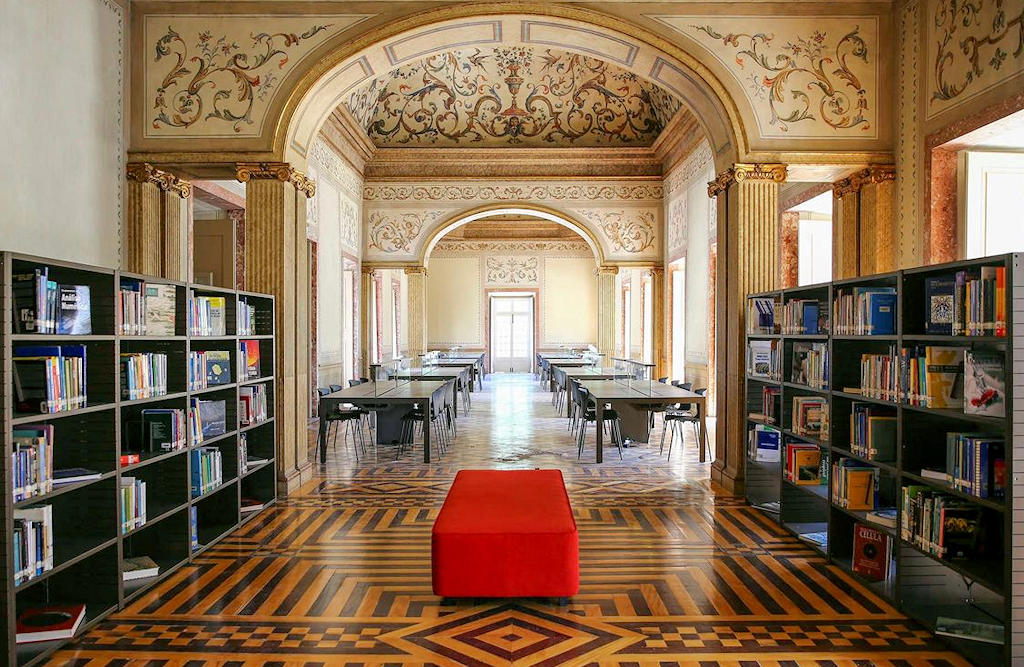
top-left (16, 604), bottom-right (86, 643)
top-left (123, 556), bottom-right (160, 581)
top-left (52, 468), bottom-right (101, 485)
top-left (935, 616), bottom-right (1004, 645)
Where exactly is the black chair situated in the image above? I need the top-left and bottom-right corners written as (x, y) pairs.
top-left (576, 387), bottom-right (624, 461)
top-left (658, 377), bottom-right (669, 384)
top-left (317, 387), bottom-right (366, 459)
top-left (662, 388), bottom-right (708, 460)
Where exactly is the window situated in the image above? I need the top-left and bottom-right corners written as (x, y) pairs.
top-left (790, 191), bottom-right (833, 286)
top-left (962, 151), bottom-right (1024, 258)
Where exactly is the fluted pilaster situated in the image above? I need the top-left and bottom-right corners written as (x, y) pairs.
top-left (709, 163), bottom-right (786, 494)
top-left (648, 267), bottom-right (666, 376)
top-left (596, 266), bottom-right (619, 357)
top-left (832, 165), bottom-right (897, 278)
top-left (404, 266), bottom-right (427, 361)
top-left (162, 189), bottom-right (188, 281)
top-left (125, 163), bottom-right (191, 278)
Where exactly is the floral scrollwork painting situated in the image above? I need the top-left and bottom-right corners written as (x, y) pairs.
top-left (152, 23), bottom-right (332, 132)
top-left (689, 24), bottom-right (871, 133)
top-left (367, 211), bottom-right (437, 253)
top-left (485, 257), bottom-right (540, 285)
top-left (584, 210), bottom-right (657, 254)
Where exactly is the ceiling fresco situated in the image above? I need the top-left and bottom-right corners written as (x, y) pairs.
top-left (344, 47), bottom-right (683, 147)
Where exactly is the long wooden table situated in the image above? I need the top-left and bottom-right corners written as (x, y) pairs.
top-left (547, 359), bottom-right (593, 392)
top-left (317, 380), bottom-right (451, 463)
top-left (390, 365), bottom-right (471, 413)
top-left (444, 354), bottom-right (485, 389)
top-left (560, 366), bottom-right (629, 416)
top-left (578, 380), bottom-right (708, 463)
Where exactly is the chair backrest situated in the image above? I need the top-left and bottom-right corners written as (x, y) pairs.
top-left (317, 387), bottom-right (330, 397)
top-left (359, 377), bottom-right (370, 383)
top-left (695, 388), bottom-right (708, 396)
top-left (671, 380), bottom-right (682, 387)
top-left (658, 377), bottom-right (669, 384)
top-left (680, 382), bottom-right (693, 391)
top-left (348, 379), bottom-right (360, 387)
top-left (330, 384), bottom-right (342, 392)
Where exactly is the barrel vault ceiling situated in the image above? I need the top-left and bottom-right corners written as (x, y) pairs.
top-left (343, 46), bottom-right (683, 148)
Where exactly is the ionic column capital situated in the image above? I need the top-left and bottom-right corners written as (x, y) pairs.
top-left (833, 164), bottom-right (897, 198)
top-left (708, 163), bottom-right (787, 197)
top-left (235, 162), bottom-right (316, 198)
top-left (126, 162), bottom-right (191, 198)
top-left (596, 265), bottom-right (620, 277)
top-left (403, 265), bottom-right (428, 276)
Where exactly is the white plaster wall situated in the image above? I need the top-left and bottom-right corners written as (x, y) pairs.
top-left (0, 0), bottom-right (124, 267)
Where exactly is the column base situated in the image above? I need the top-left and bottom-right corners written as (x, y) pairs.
top-left (711, 461), bottom-right (745, 496)
top-left (277, 460), bottom-right (315, 497)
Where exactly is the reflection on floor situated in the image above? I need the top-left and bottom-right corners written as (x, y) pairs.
top-left (49, 373), bottom-right (968, 666)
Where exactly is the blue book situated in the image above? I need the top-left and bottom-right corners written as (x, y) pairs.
top-left (801, 301), bottom-right (819, 334)
top-left (189, 506), bottom-right (199, 551)
top-left (190, 449), bottom-right (203, 498)
top-left (866, 293), bottom-right (897, 335)
top-left (58, 285), bottom-right (92, 335)
top-left (925, 276), bottom-right (955, 334)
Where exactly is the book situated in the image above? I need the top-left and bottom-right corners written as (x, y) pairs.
top-left (122, 556), bottom-right (160, 581)
top-left (749, 297), bottom-right (776, 333)
top-left (852, 524), bottom-right (891, 582)
top-left (934, 616), bottom-right (1005, 645)
top-left (144, 283), bottom-right (177, 336)
top-left (923, 346), bottom-right (963, 409)
top-left (12, 267), bottom-right (45, 333)
top-left (748, 424), bottom-right (780, 462)
top-left (205, 350), bottom-right (232, 386)
top-left (924, 276), bottom-right (955, 335)
top-left (798, 531), bottom-right (828, 548)
top-left (52, 468), bottom-right (101, 485)
top-left (16, 604), bottom-right (86, 644)
top-left (241, 340), bottom-right (261, 379)
top-left (12, 424), bottom-right (54, 501)
top-left (189, 505), bottom-right (199, 551)
top-left (963, 349), bottom-right (1005, 417)
top-left (793, 448), bottom-right (822, 484)
top-left (241, 497), bottom-right (265, 513)
top-left (197, 400), bottom-right (227, 437)
top-left (120, 453), bottom-right (141, 466)
top-left (57, 285), bottom-right (92, 335)
top-left (13, 504), bottom-right (53, 583)
top-left (850, 403), bottom-right (896, 461)
top-left (865, 508), bottom-right (898, 528)
top-left (747, 339), bottom-right (779, 379)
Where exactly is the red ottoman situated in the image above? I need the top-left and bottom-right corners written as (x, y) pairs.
top-left (432, 469), bottom-right (579, 598)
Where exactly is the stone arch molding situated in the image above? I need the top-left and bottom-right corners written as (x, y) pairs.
top-left (280, 8), bottom-right (743, 163)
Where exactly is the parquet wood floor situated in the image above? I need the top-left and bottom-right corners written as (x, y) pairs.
top-left (48, 374), bottom-right (971, 666)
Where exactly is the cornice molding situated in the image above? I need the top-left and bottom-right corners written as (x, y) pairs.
top-left (832, 164), bottom-right (897, 199)
top-left (126, 162), bottom-right (192, 198)
top-left (320, 107), bottom-right (375, 173)
top-left (236, 162), bottom-right (317, 198)
top-left (707, 163), bottom-right (787, 197)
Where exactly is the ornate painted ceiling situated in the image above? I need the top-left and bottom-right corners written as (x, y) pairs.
top-left (344, 47), bottom-right (682, 148)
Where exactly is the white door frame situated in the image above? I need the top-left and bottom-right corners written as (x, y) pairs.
top-left (488, 293), bottom-right (536, 373)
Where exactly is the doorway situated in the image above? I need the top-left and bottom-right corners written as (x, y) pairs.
top-left (489, 295), bottom-right (534, 373)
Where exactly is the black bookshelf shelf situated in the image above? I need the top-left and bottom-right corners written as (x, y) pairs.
top-left (241, 460), bottom-right (274, 478)
top-left (745, 252), bottom-right (1020, 664)
top-left (1, 252), bottom-right (278, 666)
top-left (239, 418), bottom-right (274, 434)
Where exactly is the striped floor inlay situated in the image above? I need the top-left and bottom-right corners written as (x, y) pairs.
top-left (47, 374), bottom-right (971, 666)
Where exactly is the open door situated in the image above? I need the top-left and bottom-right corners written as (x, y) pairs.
top-left (489, 295), bottom-right (534, 373)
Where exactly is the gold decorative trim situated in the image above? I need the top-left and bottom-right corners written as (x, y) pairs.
top-left (235, 162), bottom-right (316, 197)
top-left (596, 266), bottom-right (620, 276)
top-left (403, 266), bottom-right (428, 276)
top-left (832, 164), bottom-right (896, 199)
top-left (707, 169), bottom-right (734, 198)
top-left (707, 163), bottom-right (787, 197)
top-left (126, 162), bottom-right (192, 198)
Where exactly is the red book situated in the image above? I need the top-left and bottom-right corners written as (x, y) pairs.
top-left (16, 603), bottom-right (86, 643)
top-left (852, 524), bottom-right (890, 582)
top-left (120, 453), bottom-right (141, 466)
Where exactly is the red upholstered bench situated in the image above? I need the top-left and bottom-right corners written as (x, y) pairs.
top-left (432, 469), bottom-right (579, 598)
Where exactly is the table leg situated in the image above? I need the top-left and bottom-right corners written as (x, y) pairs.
top-left (318, 401), bottom-right (328, 464)
top-left (423, 399), bottom-right (432, 464)
top-left (595, 402), bottom-right (604, 464)
top-left (699, 403), bottom-right (708, 463)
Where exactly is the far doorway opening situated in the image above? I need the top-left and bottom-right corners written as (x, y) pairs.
top-left (489, 294), bottom-right (535, 373)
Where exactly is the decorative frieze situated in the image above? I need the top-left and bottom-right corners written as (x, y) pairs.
top-left (363, 183), bottom-right (663, 202)
top-left (485, 257), bottom-right (539, 285)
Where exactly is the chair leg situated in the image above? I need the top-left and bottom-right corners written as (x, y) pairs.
top-left (667, 421), bottom-right (676, 460)
top-left (577, 421), bottom-right (587, 460)
top-left (659, 418), bottom-right (668, 454)
top-left (613, 420), bottom-right (624, 460)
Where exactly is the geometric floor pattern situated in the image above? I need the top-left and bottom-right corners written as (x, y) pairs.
top-left (48, 374), bottom-right (971, 666)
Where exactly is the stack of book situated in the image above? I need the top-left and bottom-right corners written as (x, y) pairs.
top-left (13, 345), bottom-right (87, 414)
top-left (784, 442), bottom-right (821, 484)
top-left (747, 297), bottom-right (778, 334)
top-left (747, 424), bottom-right (780, 462)
top-left (119, 476), bottom-right (147, 534)
top-left (833, 287), bottom-right (897, 335)
top-left (852, 523), bottom-right (893, 582)
top-left (933, 433), bottom-right (1006, 499)
top-left (131, 408), bottom-right (187, 453)
top-left (120, 352), bottom-right (168, 400)
top-left (190, 447), bottom-right (223, 497)
top-left (901, 485), bottom-right (985, 559)
top-left (239, 385), bottom-right (268, 425)
top-left (118, 279), bottom-right (176, 336)
top-left (832, 458), bottom-right (878, 509)
top-left (792, 396), bottom-right (828, 438)
top-left (900, 346), bottom-right (962, 408)
top-left (791, 342), bottom-right (829, 389)
top-left (11, 424), bottom-right (54, 502)
top-left (238, 340), bottom-right (262, 380)
top-left (925, 268), bottom-right (1007, 336)
top-left (747, 339), bottom-right (780, 380)
top-left (850, 403), bottom-right (896, 461)
top-left (188, 292), bottom-right (227, 336)
top-left (859, 347), bottom-right (900, 401)
top-left (749, 386), bottom-right (782, 424)
top-left (188, 399), bottom-right (204, 445)
top-left (12, 505), bottom-right (53, 585)
top-left (13, 267), bottom-right (92, 334)
top-left (781, 299), bottom-right (825, 334)
top-left (238, 299), bottom-right (257, 336)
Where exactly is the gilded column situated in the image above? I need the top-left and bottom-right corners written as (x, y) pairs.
top-left (832, 176), bottom-right (860, 280)
top-left (859, 166), bottom-right (897, 274)
top-left (780, 211), bottom-right (800, 288)
top-left (228, 209), bottom-right (245, 290)
top-left (648, 267), bottom-right (666, 376)
top-left (161, 179), bottom-right (191, 281)
top-left (404, 266), bottom-right (427, 362)
top-left (124, 163), bottom-right (164, 275)
top-left (709, 163), bottom-right (786, 494)
top-left (596, 266), bottom-right (619, 358)
top-left (237, 162), bottom-right (315, 495)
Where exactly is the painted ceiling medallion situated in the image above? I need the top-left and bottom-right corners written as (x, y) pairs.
top-left (346, 47), bottom-right (681, 147)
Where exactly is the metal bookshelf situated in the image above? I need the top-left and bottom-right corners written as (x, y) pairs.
top-left (744, 253), bottom-right (1021, 666)
top-left (0, 252), bottom-right (278, 666)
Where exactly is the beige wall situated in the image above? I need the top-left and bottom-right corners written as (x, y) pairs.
top-left (193, 216), bottom-right (234, 288)
top-left (1, 0), bottom-right (125, 267)
top-left (309, 137), bottom-right (363, 386)
top-left (425, 241), bottom-right (597, 362)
